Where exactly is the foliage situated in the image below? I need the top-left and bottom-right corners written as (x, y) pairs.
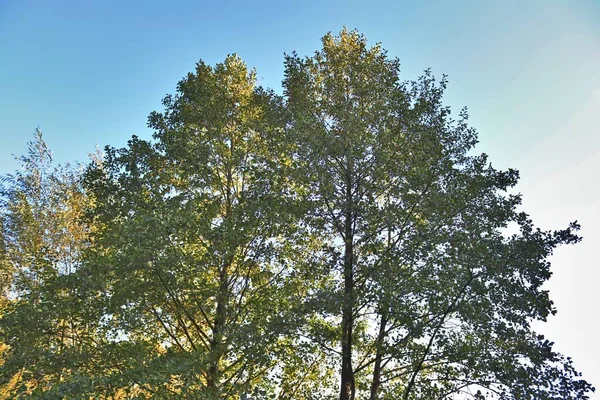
top-left (76, 55), bottom-right (324, 398)
top-left (283, 29), bottom-right (593, 400)
top-left (0, 129), bottom-right (97, 397)
top-left (0, 32), bottom-right (594, 400)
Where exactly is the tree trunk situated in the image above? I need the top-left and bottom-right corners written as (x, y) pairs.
top-left (340, 175), bottom-right (355, 400)
top-left (369, 311), bottom-right (387, 400)
top-left (340, 238), bottom-right (355, 400)
top-left (207, 266), bottom-right (228, 393)
top-left (208, 162), bottom-right (233, 391)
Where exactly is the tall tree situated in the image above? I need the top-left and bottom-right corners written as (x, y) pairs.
top-left (283, 29), bottom-right (593, 400)
top-left (0, 32), bottom-right (593, 400)
top-left (81, 55), bottom-right (311, 398)
top-left (0, 129), bottom-right (96, 398)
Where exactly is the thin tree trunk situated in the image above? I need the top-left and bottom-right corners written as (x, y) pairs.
top-left (340, 172), bottom-right (355, 400)
top-left (208, 155), bottom-right (233, 392)
top-left (369, 311), bottom-right (387, 400)
top-left (340, 237), bottom-right (355, 400)
top-left (207, 267), bottom-right (228, 392)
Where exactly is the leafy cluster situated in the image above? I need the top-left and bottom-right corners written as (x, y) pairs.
top-left (0, 30), bottom-right (594, 399)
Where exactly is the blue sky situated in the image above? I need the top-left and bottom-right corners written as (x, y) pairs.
top-left (1, 0), bottom-right (599, 394)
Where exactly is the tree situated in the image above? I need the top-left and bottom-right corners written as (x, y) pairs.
top-left (0, 129), bottom-right (96, 398)
top-left (79, 54), bottom-right (315, 398)
top-left (0, 31), bottom-right (594, 400)
top-left (283, 29), bottom-right (593, 400)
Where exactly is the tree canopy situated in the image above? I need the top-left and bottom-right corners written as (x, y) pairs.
top-left (0, 29), bottom-right (594, 399)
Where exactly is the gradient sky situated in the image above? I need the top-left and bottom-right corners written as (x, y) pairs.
top-left (1, 0), bottom-right (599, 394)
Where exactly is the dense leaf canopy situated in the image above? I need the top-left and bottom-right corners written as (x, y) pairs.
top-left (0, 30), bottom-right (594, 399)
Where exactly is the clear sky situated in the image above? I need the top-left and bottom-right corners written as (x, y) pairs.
top-left (1, 0), bottom-right (599, 394)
